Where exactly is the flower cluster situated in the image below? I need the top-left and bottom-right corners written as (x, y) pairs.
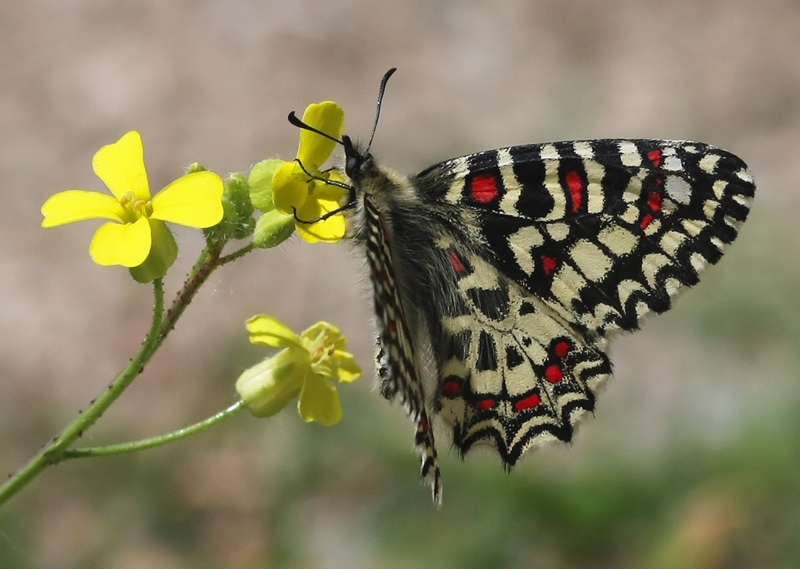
top-left (40, 103), bottom-right (362, 428)
top-left (252, 101), bottom-right (349, 244)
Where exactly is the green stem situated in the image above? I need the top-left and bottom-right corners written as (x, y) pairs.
top-left (0, 278), bottom-right (166, 507)
top-left (0, 238), bottom-right (237, 507)
top-left (62, 401), bottom-right (245, 458)
top-left (154, 240), bottom-right (225, 351)
top-left (219, 242), bottom-right (256, 266)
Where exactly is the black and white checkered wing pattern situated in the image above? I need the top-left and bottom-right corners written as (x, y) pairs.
top-left (430, 237), bottom-right (612, 464)
top-left (362, 195), bottom-right (442, 504)
top-left (418, 139), bottom-right (754, 336)
top-left (410, 139), bottom-right (754, 463)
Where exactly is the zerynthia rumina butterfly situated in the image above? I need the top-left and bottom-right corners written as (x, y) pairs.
top-left (288, 69), bottom-right (754, 505)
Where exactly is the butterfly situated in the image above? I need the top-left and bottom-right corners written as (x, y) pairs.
top-left (290, 69), bottom-right (755, 505)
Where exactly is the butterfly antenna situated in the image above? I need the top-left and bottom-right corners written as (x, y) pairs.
top-left (365, 67), bottom-right (397, 154)
top-left (287, 111), bottom-right (344, 145)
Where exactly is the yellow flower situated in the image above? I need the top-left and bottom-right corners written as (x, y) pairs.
top-left (41, 131), bottom-right (224, 282)
top-left (236, 315), bottom-right (362, 426)
top-left (272, 101), bottom-right (349, 243)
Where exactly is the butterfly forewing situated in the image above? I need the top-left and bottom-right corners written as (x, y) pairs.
top-left (414, 140), bottom-right (754, 337)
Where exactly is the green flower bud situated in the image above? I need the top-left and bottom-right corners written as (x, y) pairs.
top-left (249, 158), bottom-right (286, 212)
top-left (236, 348), bottom-right (307, 418)
top-left (186, 162), bottom-right (208, 174)
top-left (215, 173), bottom-right (255, 240)
top-left (254, 208), bottom-right (295, 249)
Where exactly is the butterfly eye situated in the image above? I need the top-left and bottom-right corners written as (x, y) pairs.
top-left (345, 156), bottom-right (360, 178)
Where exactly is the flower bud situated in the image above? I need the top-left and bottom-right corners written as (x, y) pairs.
top-left (249, 159), bottom-right (286, 212)
top-left (186, 162), bottom-right (208, 174)
top-left (216, 173), bottom-right (255, 240)
top-left (253, 208), bottom-right (295, 249)
top-left (236, 348), bottom-right (308, 418)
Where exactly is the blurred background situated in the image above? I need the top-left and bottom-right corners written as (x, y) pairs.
top-left (1, 0), bottom-right (798, 567)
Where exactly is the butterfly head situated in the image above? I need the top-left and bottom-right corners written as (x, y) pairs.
top-left (285, 68), bottom-right (400, 228)
top-left (342, 134), bottom-right (373, 183)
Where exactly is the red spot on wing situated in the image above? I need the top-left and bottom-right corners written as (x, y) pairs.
top-left (640, 213), bottom-right (654, 229)
top-left (554, 341), bottom-right (571, 358)
top-left (449, 251), bottom-right (465, 273)
top-left (545, 365), bottom-right (563, 383)
top-left (647, 149), bottom-right (663, 167)
top-left (420, 417), bottom-right (428, 433)
top-left (566, 170), bottom-right (583, 213)
top-left (541, 255), bottom-right (558, 276)
top-left (648, 191), bottom-right (663, 212)
top-left (443, 381), bottom-right (462, 395)
top-left (476, 398), bottom-right (496, 410)
top-left (470, 173), bottom-right (499, 203)
top-left (514, 394), bottom-right (541, 412)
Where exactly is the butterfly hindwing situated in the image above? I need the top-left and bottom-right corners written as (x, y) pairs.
top-left (431, 240), bottom-right (612, 463)
top-left (362, 195), bottom-right (442, 504)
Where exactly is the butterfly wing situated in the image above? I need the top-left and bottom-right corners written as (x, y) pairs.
top-left (417, 140), bottom-right (754, 336)
top-left (409, 139), bottom-right (754, 462)
top-left (362, 194), bottom-right (442, 504)
top-left (432, 238), bottom-right (612, 464)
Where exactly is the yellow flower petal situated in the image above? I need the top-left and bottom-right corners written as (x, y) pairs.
top-left (295, 197), bottom-right (346, 243)
top-left (298, 102), bottom-right (344, 169)
top-left (272, 162), bottom-right (308, 215)
top-left (298, 371), bottom-right (342, 426)
top-left (313, 180), bottom-right (349, 203)
top-left (92, 131), bottom-right (150, 202)
top-left (333, 352), bottom-right (363, 383)
top-left (300, 321), bottom-right (340, 343)
top-left (327, 170), bottom-right (348, 185)
top-left (302, 321), bottom-right (349, 352)
top-left (246, 315), bottom-right (304, 349)
top-left (89, 217), bottom-right (151, 267)
top-left (41, 190), bottom-right (127, 227)
top-left (150, 171), bottom-right (224, 228)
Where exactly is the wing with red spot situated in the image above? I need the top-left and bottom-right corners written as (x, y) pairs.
top-left (357, 134), bottom-right (753, 486)
top-left (414, 139), bottom-right (755, 337)
top-left (431, 242), bottom-right (611, 462)
top-left (404, 139), bottom-right (754, 461)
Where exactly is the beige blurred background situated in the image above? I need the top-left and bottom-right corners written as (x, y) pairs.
top-left (1, 1), bottom-right (798, 568)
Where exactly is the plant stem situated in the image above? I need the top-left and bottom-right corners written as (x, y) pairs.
top-left (219, 243), bottom-right (256, 266)
top-left (62, 400), bottom-right (245, 458)
top-left (155, 239), bottom-right (225, 351)
top-left (0, 236), bottom-right (246, 507)
top-left (0, 278), bottom-right (166, 507)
